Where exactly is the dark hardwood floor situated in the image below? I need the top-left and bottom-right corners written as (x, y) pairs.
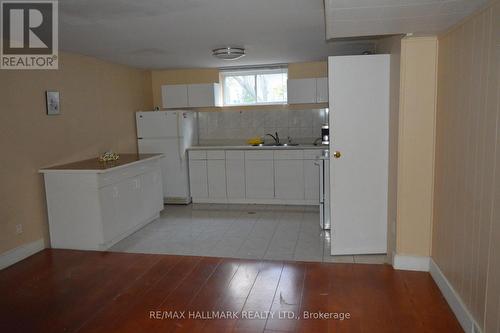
top-left (0, 249), bottom-right (463, 333)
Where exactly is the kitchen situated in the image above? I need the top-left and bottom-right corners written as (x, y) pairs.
top-left (2, 1), bottom-right (497, 332)
top-left (39, 56), bottom-right (390, 263)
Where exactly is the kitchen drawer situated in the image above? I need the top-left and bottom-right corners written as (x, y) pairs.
top-left (207, 150), bottom-right (225, 160)
top-left (245, 151), bottom-right (274, 160)
top-left (189, 150), bottom-right (207, 160)
top-left (303, 149), bottom-right (323, 160)
top-left (226, 151), bottom-right (244, 160)
top-left (98, 161), bottom-right (156, 187)
top-left (274, 150), bottom-right (304, 160)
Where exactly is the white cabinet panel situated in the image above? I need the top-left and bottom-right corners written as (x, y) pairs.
top-left (226, 153), bottom-right (245, 199)
top-left (116, 177), bottom-right (142, 231)
top-left (141, 169), bottom-right (164, 215)
top-left (316, 77), bottom-right (329, 103)
top-left (287, 78), bottom-right (328, 104)
top-left (189, 160), bottom-right (208, 198)
top-left (274, 150), bottom-right (304, 160)
top-left (303, 149), bottom-right (322, 160)
top-left (162, 84), bottom-right (188, 108)
top-left (304, 159), bottom-right (320, 202)
top-left (207, 150), bottom-right (225, 159)
top-left (245, 159), bottom-right (274, 199)
top-left (207, 160), bottom-right (226, 198)
top-left (244, 150), bottom-right (274, 160)
top-left (100, 185), bottom-right (119, 243)
top-left (274, 159), bottom-right (304, 200)
top-left (187, 83), bottom-right (222, 107)
top-left (189, 150), bottom-right (207, 160)
top-left (287, 78), bottom-right (317, 104)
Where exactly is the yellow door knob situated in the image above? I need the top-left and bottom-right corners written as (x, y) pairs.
top-left (333, 151), bottom-right (341, 159)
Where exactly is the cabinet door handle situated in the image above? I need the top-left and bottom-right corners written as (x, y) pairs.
top-left (134, 178), bottom-right (140, 189)
top-left (113, 187), bottom-right (119, 198)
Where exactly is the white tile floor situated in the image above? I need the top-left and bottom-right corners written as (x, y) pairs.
top-left (111, 204), bottom-right (388, 264)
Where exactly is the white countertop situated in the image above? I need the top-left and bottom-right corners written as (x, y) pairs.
top-left (39, 153), bottom-right (163, 174)
top-left (188, 145), bottom-right (329, 151)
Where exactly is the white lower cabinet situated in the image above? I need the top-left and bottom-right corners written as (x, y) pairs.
top-left (226, 151), bottom-right (245, 199)
top-left (304, 159), bottom-right (321, 201)
top-left (40, 156), bottom-right (164, 251)
top-left (274, 151), bottom-right (305, 200)
top-left (207, 159), bottom-right (227, 198)
top-left (244, 151), bottom-right (275, 199)
top-left (141, 169), bottom-right (164, 217)
top-left (188, 148), bottom-right (323, 204)
top-left (245, 159), bottom-right (275, 199)
top-left (100, 184), bottom-right (120, 243)
top-left (188, 159), bottom-right (208, 198)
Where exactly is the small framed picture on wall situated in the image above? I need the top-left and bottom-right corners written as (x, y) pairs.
top-left (46, 91), bottom-right (60, 115)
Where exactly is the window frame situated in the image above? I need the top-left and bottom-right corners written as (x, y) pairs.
top-left (220, 67), bottom-right (288, 106)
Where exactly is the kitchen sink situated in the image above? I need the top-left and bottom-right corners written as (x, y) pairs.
top-left (251, 143), bottom-right (300, 147)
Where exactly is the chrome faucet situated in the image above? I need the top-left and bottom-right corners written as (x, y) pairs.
top-left (265, 132), bottom-right (280, 145)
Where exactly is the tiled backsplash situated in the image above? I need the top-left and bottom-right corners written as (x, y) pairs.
top-left (197, 109), bottom-right (327, 145)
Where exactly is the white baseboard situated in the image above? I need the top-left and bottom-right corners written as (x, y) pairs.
top-left (429, 259), bottom-right (482, 333)
top-left (392, 253), bottom-right (430, 271)
top-left (0, 238), bottom-right (45, 270)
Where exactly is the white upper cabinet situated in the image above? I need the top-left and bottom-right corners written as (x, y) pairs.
top-left (188, 83), bottom-right (222, 107)
top-left (316, 77), bottom-right (329, 103)
top-left (162, 84), bottom-right (188, 108)
top-left (287, 78), bottom-right (317, 104)
top-left (162, 83), bottom-right (222, 108)
top-left (287, 77), bottom-right (328, 104)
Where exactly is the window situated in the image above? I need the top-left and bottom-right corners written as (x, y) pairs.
top-left (221, 67), bottom-right (288, 106)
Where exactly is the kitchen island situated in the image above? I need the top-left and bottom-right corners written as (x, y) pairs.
top-left (40, 154), bottom-right (164, 251)
top-left (187, 145), bottom-right (329, 205)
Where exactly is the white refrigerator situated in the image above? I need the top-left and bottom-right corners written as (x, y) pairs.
top-left (136, 111), bottom-right (197, 204)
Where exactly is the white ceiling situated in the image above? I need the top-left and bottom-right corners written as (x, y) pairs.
top-left (325, 0), bottom-right (490, 38)
top-left (58, 0), bottom-right (488, 69)
top-left (59, 0), bottom-right (377, 69)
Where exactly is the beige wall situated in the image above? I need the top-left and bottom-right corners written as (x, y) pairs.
top-left (432, 1), bottom-right (500, 332)
top-left (288, 61), bottom-right (328, 79)
top-left (0, 52), bottom-right (153, 254)
top-left (396, 37), bottom-right (438, 257)
top-left (377, 35), bottom-right (402, 261)
top-left (150, 61), bottom-right (328, 110)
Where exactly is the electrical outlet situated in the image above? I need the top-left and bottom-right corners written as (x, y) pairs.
top-left (15, 224), bottom-right (23, 235)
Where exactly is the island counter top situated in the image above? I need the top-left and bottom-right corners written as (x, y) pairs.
top-left (39, 153), bottom-right (163, 174)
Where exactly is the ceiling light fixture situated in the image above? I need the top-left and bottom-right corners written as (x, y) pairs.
top-left (212, 47), bottom-right (245, 60)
